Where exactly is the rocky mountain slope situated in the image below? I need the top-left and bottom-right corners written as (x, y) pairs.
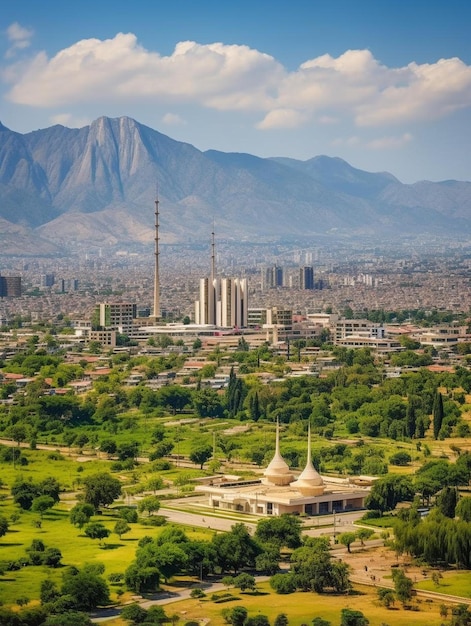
top-left (0, 116), bottom-right (470, 252)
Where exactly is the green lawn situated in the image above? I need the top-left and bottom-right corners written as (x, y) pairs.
top-left (0, 498), bottom-right (212, 608)
top-left (102, 581), bottom-right (450, 626)
top-left (359, 515), bottom-right (396, 528)
top-left (415, 571), bottom-right (471, 599)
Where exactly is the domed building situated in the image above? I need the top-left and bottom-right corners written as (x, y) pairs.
top-left (198, 421), bottom-right (369, 517)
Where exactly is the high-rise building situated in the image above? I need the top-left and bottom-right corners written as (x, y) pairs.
top-left (92, 303), bottom-right (137, 334)
top-left (41, 274), bottom-right (55, 288)
top-left (299, 266), bottom-right (314, 290)
top-left (0, 275), bottom-right (22, 297)
top-left (195, 277), bottom-right (248, 328)
top-left (195, 230), bottom-right (248, 328)
top-left (263, 265), bottom-right (283, 290)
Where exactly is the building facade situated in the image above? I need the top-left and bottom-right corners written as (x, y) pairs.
top-left (195, 277), bottom-right (248, 328)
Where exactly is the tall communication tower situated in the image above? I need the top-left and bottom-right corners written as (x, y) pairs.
top-left (153, 191), bottom-right (160, 320)
top-left (211, 220), bottom-right (216, 283)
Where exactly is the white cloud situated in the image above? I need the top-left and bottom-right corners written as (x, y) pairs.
top-left (4, 33), bottom-right (471, 131)
top-left (257, 108), bottom-right (307, 129)
top-left (366, 133), bottom-right (413, 150)
top-left (5, 22), bottom-right (33, 58)
top-left (332, 133), bottom-right (413, 150)
top-left (49, 113), bottom-right (90, 128)
top-left (161, 112), bottom-right (186, 126)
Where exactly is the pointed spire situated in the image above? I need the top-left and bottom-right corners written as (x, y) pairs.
top-left (263, 418), bottom-right (293, 486)
top-left (291, 420), bottom-right (324, 494)
top-left (275, 417), bottom-right (281, 456)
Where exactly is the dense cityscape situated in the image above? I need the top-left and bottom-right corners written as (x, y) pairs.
top-left (1, 2), bottom-right (471, 625)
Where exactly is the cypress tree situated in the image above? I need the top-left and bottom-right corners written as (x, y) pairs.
top-left (432, 391), bottom-right (444, 439)
top-left (406, 396), bottom-right (417, 438)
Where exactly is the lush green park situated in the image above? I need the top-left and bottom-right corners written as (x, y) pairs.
top-left (1, 332), bottom-right (471, 624)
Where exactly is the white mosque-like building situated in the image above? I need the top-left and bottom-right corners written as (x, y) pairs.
top-left (197, 423), bottom-right (370, 516)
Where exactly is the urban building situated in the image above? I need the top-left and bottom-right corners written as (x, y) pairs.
top-left (195, 277), bottom-right (248, 328)
top-left (262, 265), bottom-right (283, 290)
top-left (299, 265), bottom-right (314, 290)
top-left (41, 274), bottom-right (55, 288)
top-left (197, 423), bottom-right (368, 516)
top-left (334, 319), bottom-right (385, 343)
top-left (92, 303), bottom-right (137, 334)
top-left (0, 275), bottom-right (22, 297)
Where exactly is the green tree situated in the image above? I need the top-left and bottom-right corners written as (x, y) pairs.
top-left (114, 519), bottom-right (131, 539)
top-left (338, 532), bottom-right (357, 553)
top-left (44, 612), bottom-right (94, 626)
top-left (274, 614), bottom-right (289, 626)
top-left (212, 523), bottom-right (261, 574)
top-left (7, 423), bottom-right (28, 469)
top-left (227, 606), bottom-right (248, 626)
top-left (436, 486), bottom-right (459, 518)
top-left (365, 474), bottom-right (414, 513)
top-left (356, 527), bottom-right (374, 546)
top-left (340, 608), bottom-right (369, 626)
top-left (270, 572), bottom-right (297, 594)
top-left (377, 587), bottom-right (395, 608)
top-left (233, 572), bottom-right (256, 592)
top-left (189, 443), bottom-right (212, 469)
top-left (392, 568), bottom-right (413, 605)
top-left (70, 503), bottom-right (95, 528)
top-left (61, 566), bottom-right (110, 610)
top-left (456, 496), bottom-right (471, 521)
top-left (192, 388), bottom-right (225, 418)
top-left (137, 495), bottom-right (160, 517)
top-left (255, 514), bottom-right (302, 549)
top-left (32, 495), bottom-right (55, 518)
top-left (100, 439), bottom-right (117, 456)
top-left (43, 547), bottom-right (63, 567)
top-left (158, 385), bottom-right (192, 414)
top-left (84, 522), bottom-right (111, 545)
top-left (121, 602), bottom-right (148, 623)
top-left (389, 451), bottom-right (412, 466)
top-left (124, 561), bottom-right (160, 593)
top-left (83, 472), bottom-right (121, 510)
top-left (40, 578), bottom-right (60, 604)
top-left (433, 390), bottom-right (444, 439)
top-left (11, 478), bottom-right (40, 510)
top-left (0, 515), bottom-right (9, 538)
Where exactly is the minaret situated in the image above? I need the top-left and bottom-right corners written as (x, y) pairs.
top-left (263, 418), bottom-right (293, 486)
top-left (153, 191), bottom-right (160, 320)
top-left (291, 422), bottom-right (324, 495)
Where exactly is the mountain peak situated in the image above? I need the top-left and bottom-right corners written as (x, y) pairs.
top-left (0, 117), bottom-right (469, 249)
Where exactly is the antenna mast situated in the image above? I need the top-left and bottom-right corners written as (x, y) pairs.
top-left (153, 188), bottom-right (160, 320)
top-left (211, 219), bottom-right (216, 282)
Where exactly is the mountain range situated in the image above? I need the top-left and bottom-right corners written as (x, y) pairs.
top-left (0, 115), bottom-right (470, 254)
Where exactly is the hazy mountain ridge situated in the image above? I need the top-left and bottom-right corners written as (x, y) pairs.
top-left (0, 116), bottom-right (470, 251)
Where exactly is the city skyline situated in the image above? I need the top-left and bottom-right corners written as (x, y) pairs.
top-left (1, 0), bottom-right (471, 184)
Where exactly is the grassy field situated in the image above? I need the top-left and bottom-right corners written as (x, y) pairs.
top-left (102, 581), bottom-right (450, 626)
top-left (0, 496), bottom-right (212, 607)
top-left (415, 571), bottom-right (471, 599)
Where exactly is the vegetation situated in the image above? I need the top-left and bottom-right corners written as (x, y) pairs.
top-left (1, 316), bottom-right (471, 624)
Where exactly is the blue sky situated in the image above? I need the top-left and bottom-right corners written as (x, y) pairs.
top-left (1, 0), bottom-right (471, 183)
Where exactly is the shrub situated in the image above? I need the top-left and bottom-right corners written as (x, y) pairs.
top-left (361, 510), bottom-right (381, 520)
